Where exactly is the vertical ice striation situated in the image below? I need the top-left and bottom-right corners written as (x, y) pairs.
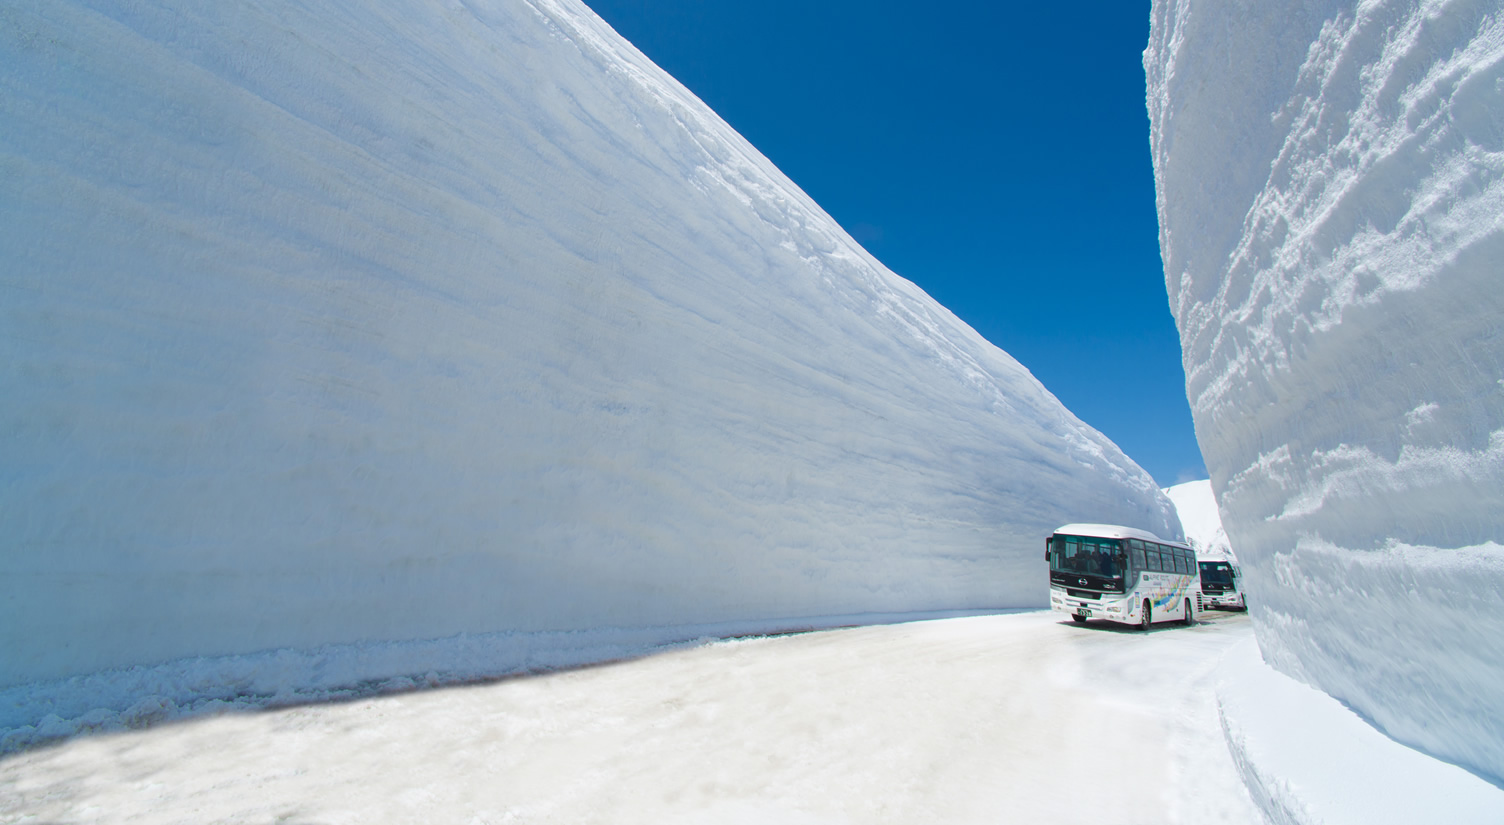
top-left (0, 0), bottom-right (1176, 721)
top-left (1148, 0), bottom-right (1504, 784)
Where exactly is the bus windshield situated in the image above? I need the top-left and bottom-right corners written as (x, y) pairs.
top-left (1049, 535), bottom-right (1124, 579)
top-left (1199, 561), bottom-right (1235, 586)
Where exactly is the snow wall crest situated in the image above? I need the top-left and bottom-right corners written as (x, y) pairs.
top-left (1148, 0), bottom-right (1504, 785)
top-left (0, 0), bottom-right (1177, 719)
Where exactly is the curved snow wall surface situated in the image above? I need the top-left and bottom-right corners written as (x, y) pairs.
top-left (0, 0), bottom-right (1176, 695)
top-left (1148, 0), bottom-right (1504, 784)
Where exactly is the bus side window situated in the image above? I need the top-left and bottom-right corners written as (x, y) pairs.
top-left (1148, 547), bottom-right (1163, 572)
top-left (1130, 539), bottom-right (1146, 572)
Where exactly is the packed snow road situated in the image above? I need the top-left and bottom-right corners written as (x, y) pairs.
top-left (0, 610), bottom-right (1257, 824)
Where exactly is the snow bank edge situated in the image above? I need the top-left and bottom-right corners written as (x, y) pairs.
top-left (0, 609), bottom-right (1011, 753)
top-left (1215, 638), bottom-right (1503, 825)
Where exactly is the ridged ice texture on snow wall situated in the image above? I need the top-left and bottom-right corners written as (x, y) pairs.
top-left (0, 0), bottom-right (1178, 696)
top-left (1148, 0), bottom-right (1504, 784)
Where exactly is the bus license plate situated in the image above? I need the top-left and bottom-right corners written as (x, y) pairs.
top-left (1077, 609), bottom-right (1091, 618)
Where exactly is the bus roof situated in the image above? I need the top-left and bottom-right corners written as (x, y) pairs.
top-left (1051, 523), bottom-right (1190, 549)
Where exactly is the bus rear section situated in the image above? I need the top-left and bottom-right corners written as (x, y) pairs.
top-left (1047, 524), bottom-right (1201, 629)
top-left (1196, 558), bottom-right (1246, 611)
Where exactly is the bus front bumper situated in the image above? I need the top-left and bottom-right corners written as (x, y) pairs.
top-left (1050, 588), bottom-right (1133, 620)
top-left (1198, 591), bottom-right (1245, 610)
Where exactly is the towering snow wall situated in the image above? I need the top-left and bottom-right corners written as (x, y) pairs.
top-left (1148, 0), bottom-right (1504, 784)
top-left (0, 0), bottom-right (1177, 706)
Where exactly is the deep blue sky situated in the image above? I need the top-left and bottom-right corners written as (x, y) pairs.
top-left (586, 0), bottom-right (1206, 487)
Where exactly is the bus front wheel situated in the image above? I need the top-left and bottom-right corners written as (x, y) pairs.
top-left (1140, 600), bottom-right (1152, 631)
top-left (1183, 599), bottom-right (1194, 626)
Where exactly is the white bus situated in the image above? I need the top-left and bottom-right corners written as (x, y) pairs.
top-left (1046, 523), bottom-right (1200, 629)
top-left (1196, 556), bottom-right (1246, 611)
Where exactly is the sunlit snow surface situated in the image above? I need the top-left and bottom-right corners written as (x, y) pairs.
top-left (0, 612), bottom-right (1260, 825)
top-left (1164, 480), bottom-right (1234, 561)
top-left (1148, 0), bottom-right (1504, 789)
top-left (0, 0), bottom-right (1177, 732)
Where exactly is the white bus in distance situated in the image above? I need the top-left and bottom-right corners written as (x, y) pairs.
top-left (1196, 556), bottom-right (1246, 611)
top-left (1046, 523), bottom-right (1200, 629)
